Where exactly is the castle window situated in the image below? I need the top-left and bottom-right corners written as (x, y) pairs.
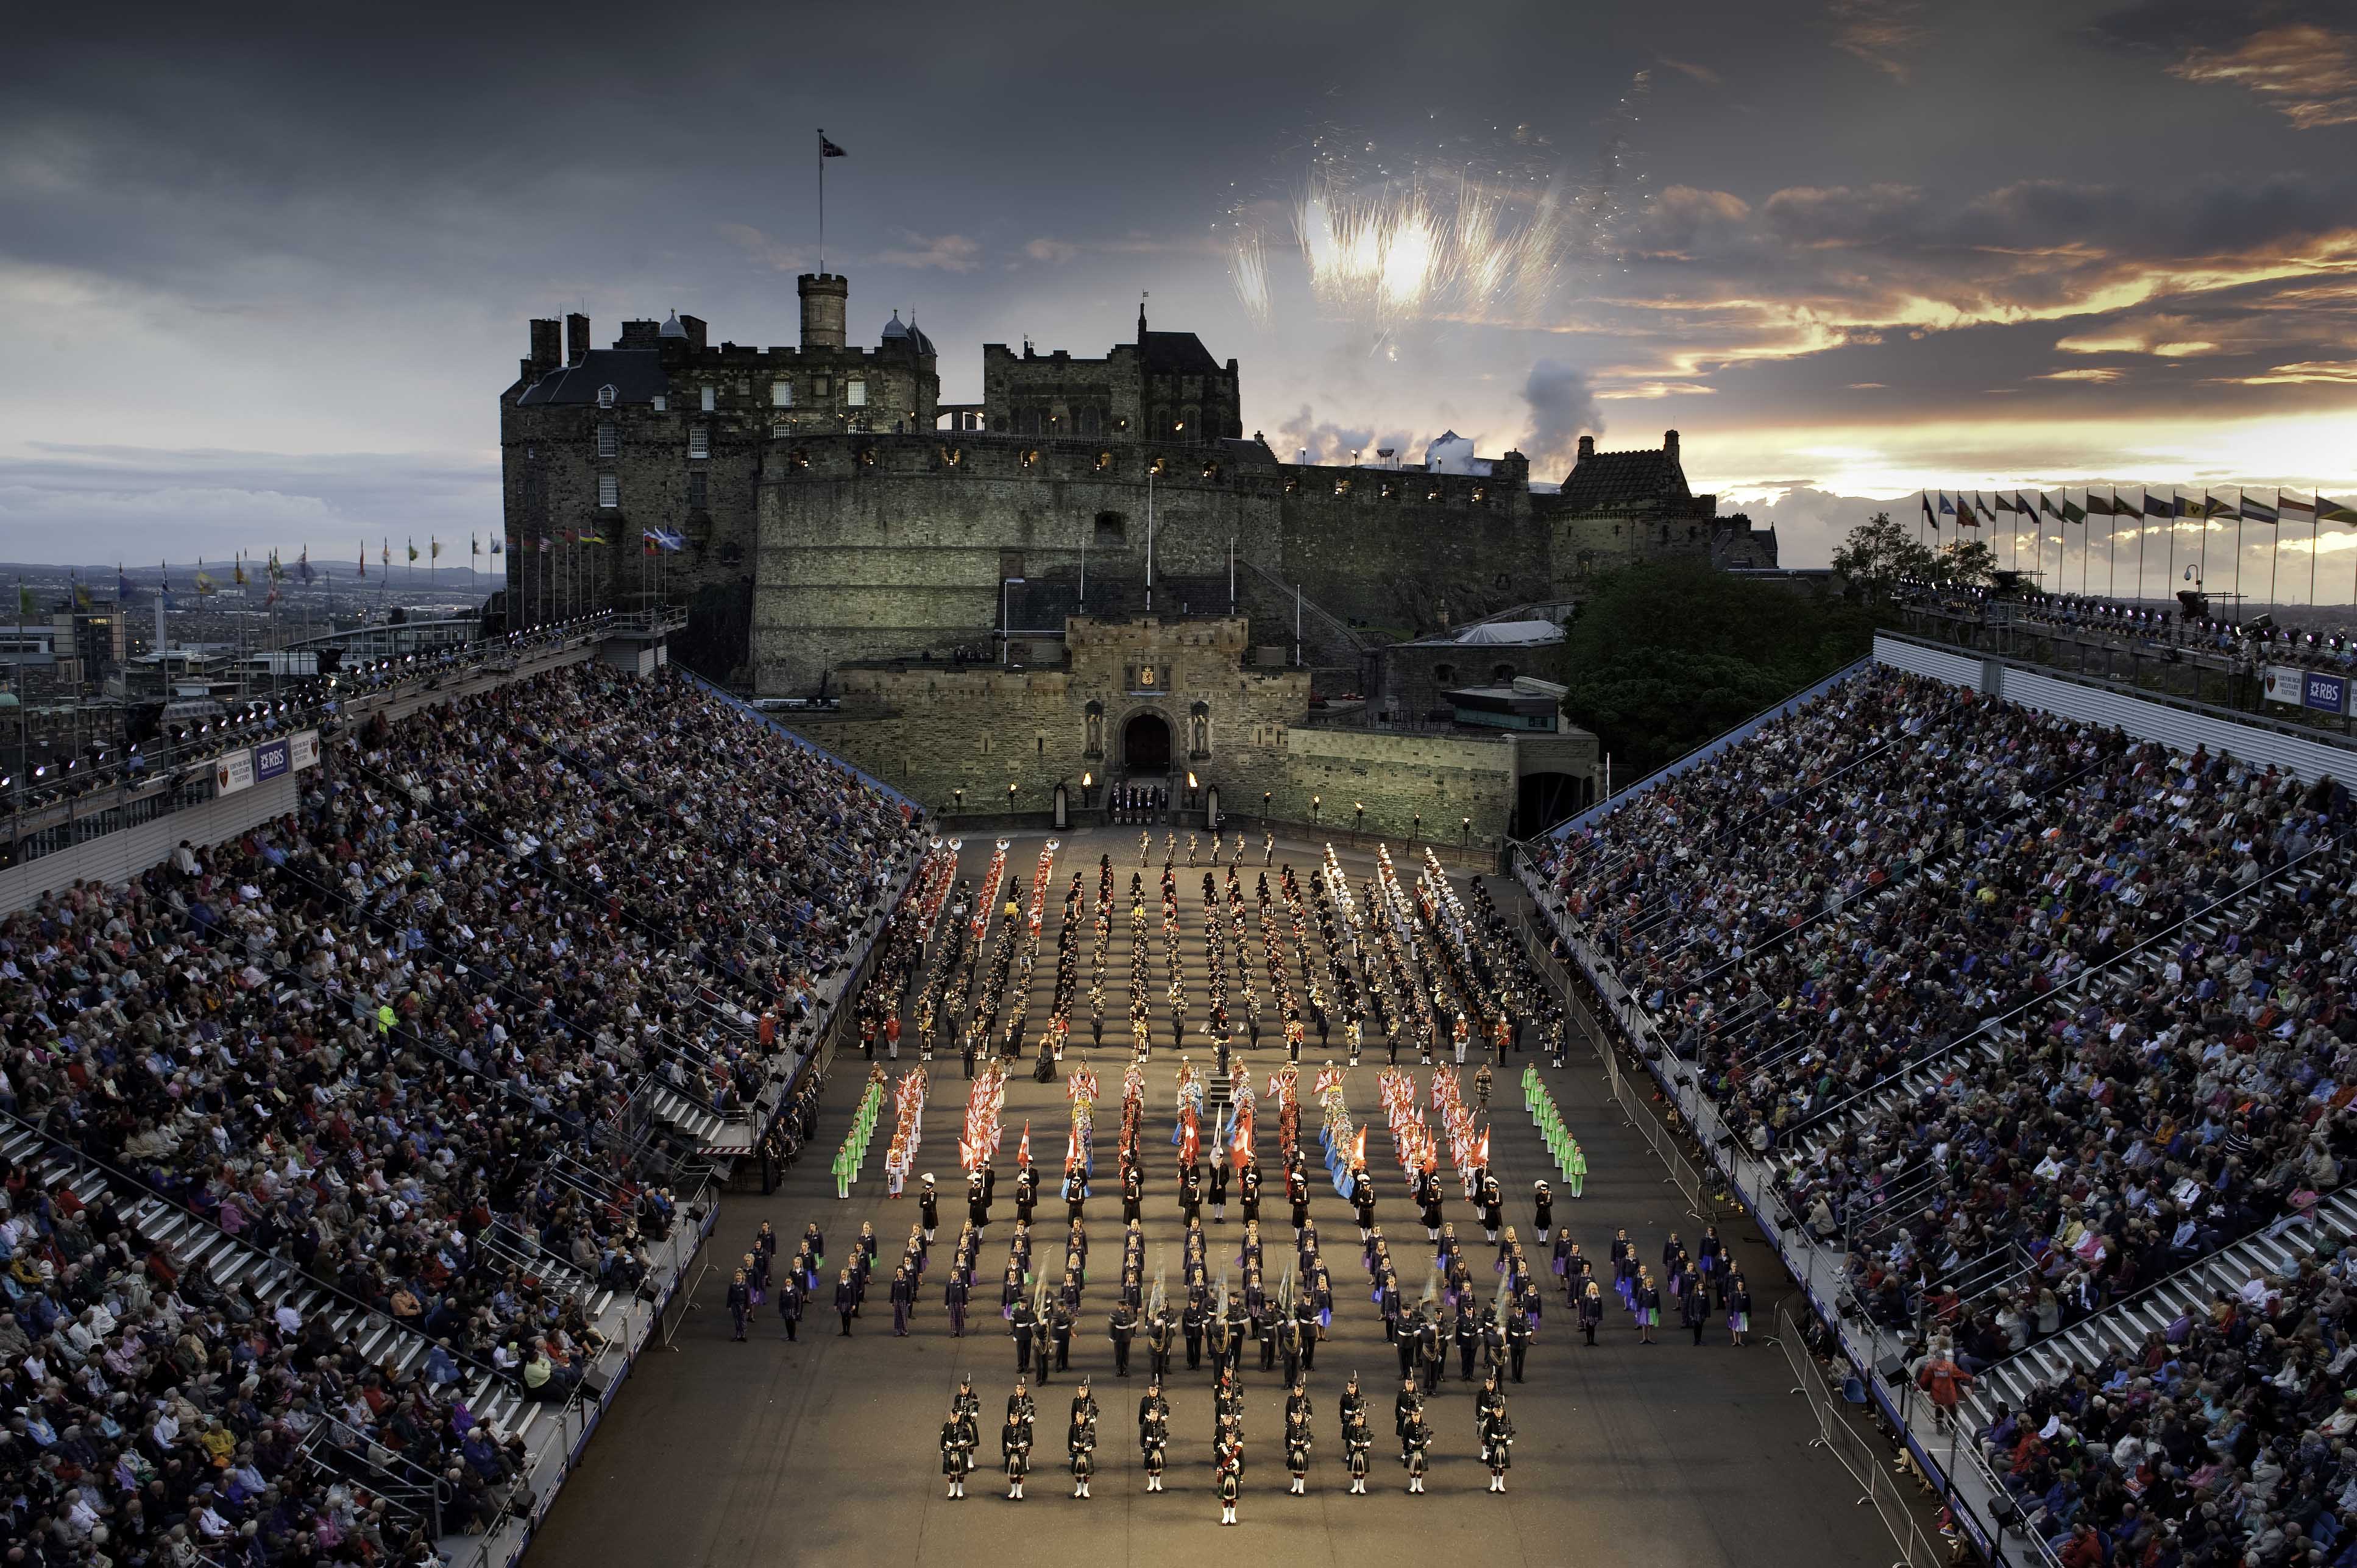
top-left (597, 385), bottom-right (616, 409)
top-left (652, 394), bottom-right (667, 412)
top-left (688, 426), bottom-right (710, 459)
top-left (1094, 512), bottom-right (1126, 546)
top-left (1491, 664), bottom-right (1516, 683)
top-left (847, 379), bottom-right (868, 408)
top-left (772, 381), bottom-right (793, 407)
top-left (816, 375), bottom-right (831, 398)
top-left (1080, 407), bottom-right (1099, 435)
top-left (688, 470), bottom-right (708, 512)
top-left (1433, 663), bottom-right (1455, 685)
top-left (596, 422), bottom-right (617, 459)
top-left (700, 386), bottom-right (716, 413)
top-left (597, 473), bottom-right (618, 508)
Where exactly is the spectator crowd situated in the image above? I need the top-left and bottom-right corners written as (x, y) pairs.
top-left (0, 663), bottom-right (917, 1565)
top-left (1531, 664), bottom-right (2357, 1566)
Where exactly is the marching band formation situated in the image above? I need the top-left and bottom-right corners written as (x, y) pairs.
top-left (756, 828), bottom-right (1741, 1513)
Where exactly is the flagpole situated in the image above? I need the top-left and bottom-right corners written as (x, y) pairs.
top-left (2199, 493), bottom-right (2211, 590)
top-left (2310, 501), bottom-right (2320, 612)
top-left (2233, 505), bottom-right (2244, 624)
top-left (2164, 494), bottom-right (2177, 603)
top-left (2136, 490), bottom-right (2149, 609)
top-left (2267, 492), bottom-right (2280, 616)
top-left (817, 129), bottom-right (826, 274)
top-left (2106, 487), bottom-right (2118, 600)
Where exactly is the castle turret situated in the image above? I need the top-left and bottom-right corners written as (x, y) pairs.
top-left (799, 273), bottom-right (848, 350)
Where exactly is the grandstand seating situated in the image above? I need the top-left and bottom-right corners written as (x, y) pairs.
top-left (1526, 662), bottom-right (2357, 1563)
top-left (0, 661), bottom-right (918, 1567)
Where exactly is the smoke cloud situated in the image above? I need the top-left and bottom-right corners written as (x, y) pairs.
top-left (1519, 359), bottom-right (1604, 476)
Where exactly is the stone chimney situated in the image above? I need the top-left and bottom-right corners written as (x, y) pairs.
top-left (1663, 429), bottom-right (1680, 459)
top-left (528, 319), bottom-right (561, 378)
top-left (565, 313), bottom-right (590, 366)
top-left (1576, 434), bottom-right (1594, 462)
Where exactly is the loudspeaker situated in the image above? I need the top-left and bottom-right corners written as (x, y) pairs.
top-left (1877, 1352), bottom-right (1907, 1386)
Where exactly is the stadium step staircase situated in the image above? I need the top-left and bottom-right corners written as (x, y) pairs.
top-left (1958, 1187), bottom-right (2357, 1433)
top-left (0, 1112), bottom-right (544, 1509)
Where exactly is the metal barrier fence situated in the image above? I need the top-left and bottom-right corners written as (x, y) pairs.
top-left (1776, 1302), bottom-right (1957, 1568)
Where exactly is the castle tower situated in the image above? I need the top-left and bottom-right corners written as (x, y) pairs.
top-left (798, 273), bottom-right (848, 350)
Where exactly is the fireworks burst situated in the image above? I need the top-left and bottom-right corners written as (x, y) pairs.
top-left (1224, 77), bottom-right (1652, 334)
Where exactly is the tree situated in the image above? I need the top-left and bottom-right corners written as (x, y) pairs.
top-left (1933, 537), bottom-right (1996, 588)
top-left (1559, 559), bottom-right (1877, 775)
top-left (1831, 512), bottom-right (1935, 601)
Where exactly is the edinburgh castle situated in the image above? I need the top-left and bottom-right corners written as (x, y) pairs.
top-left (497, 272), bottom-right (1777, 839)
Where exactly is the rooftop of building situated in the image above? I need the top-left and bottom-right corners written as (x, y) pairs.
top-left (1558, 431), bottom-right (1693, 513)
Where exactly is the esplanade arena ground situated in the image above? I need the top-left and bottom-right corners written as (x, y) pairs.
top-left (522, 825), bottom-right (1902, 1568)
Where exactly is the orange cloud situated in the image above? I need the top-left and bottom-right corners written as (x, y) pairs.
top-left (2225, 360), bottom-right (2357, 385)
top-left (2169, 25), bottom-right (2357, 130)
top-left (1826, 0), bottom-right (1927, 81)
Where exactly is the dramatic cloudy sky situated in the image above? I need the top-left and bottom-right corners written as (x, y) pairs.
top-left (5, 0), bottom-right (2356, 579)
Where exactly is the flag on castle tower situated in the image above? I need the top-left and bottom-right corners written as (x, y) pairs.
top-left (820, 133), bottom-right (846, 158)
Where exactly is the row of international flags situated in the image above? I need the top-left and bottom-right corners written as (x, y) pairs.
top-left (68, 537), bottom-right (508, 612)
top-left (521, 528), bottom-right (684, 553)
top-left (1923, 487), bottom-right (2357, 530)
top-left (58, 527), bottom-right (680, 613)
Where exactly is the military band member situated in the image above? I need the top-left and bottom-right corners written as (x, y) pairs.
top-left (1004, 1418), bottom-right (1030, 1500)
top-left (1285, 1405), bottom-right (1314, 1494)
top-left (1141, 1385), bottom-right (1170, 1491)
top-left (1146, 1304), bottom-right (1175, 1379)
top-left (1345, 1411), bottom-right (1372, 1494)
top-left (942, 1406), bottom-right (973, 1499)
top-left (1049, 1299), bottom-right (1074, 1372)
top-left (1108, 1300), bottom-right (1138, 1377)
top-left (1010, 1297), bottom-right (1037, 1374)
top-left (1402, 1410), bottom-right (1431, 1494)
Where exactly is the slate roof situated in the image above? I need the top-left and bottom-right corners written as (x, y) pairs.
top-left (1140, 330), bottom-right (1224, 377)
top-left (514, 350), bottom-right (670, 407)
top-left (1557, 447), bottom-right (1692, 514)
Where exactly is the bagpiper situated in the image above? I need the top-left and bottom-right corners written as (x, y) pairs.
top-left (1285, 1405), bottom-right (1314, 1494)
top-left (941, 1405), bottom-right (974, 1499)
top-left (1402, 1410), bottom-right (1431, 1494)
